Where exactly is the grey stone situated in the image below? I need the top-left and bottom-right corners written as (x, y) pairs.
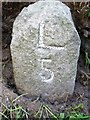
top-left (11, 0), bottom-right (81, 100)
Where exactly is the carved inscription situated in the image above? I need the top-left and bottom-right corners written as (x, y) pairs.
top-left (37, 21), bottom-right (65, 82)
top-left (38, 59), bottom-right (54, 82)
top-left (37, 22), bottom-right (54, 82)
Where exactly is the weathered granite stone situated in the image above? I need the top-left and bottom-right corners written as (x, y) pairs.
top-left (11, 0), bottom-right (81, 99)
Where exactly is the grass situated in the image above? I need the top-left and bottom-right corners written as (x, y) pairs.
top-left (72, 2), bottom-right (90, 17)
top-left (87, 9), bottom-right (90, 17)
top-left (0, 94), bottom-right (90, 120)
top-left (35, 104), bottom-right (90, 120)
top-left (85, 52), bottom-right (90, 67)
top-left (0, 93), bottom-right (30, 120)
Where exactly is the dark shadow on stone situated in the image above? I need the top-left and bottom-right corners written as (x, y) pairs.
top-left (2, 45), bottom-right (17, 92)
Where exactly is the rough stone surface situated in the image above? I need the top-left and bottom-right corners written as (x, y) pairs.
top-left (11, 0), bottom-right (81, 100)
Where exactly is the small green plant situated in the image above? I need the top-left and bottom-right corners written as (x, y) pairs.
top-left (66, 103), bottom-right (90, 120)
top-left (1, 94), bottom-right (90, 120)
top-left (87, 9), bottom-right (90, 17)
top-left (35, 103), bottom-right (90, 120)
top-left (85, 52), bottom-right (90, 67)
top-left (0, 93), bottom-right (30, 120)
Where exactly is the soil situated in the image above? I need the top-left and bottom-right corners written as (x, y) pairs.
top-left (1, 1), bottom-right (90, 117)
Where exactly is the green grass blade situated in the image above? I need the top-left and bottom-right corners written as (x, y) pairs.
top-left (12, 93), bottom-right (28, 103)
top-left (0, 112), bottom-right (9, 119)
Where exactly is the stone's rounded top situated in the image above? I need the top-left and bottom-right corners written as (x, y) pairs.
top-left (39, 0), bottom-right (56, 1)
top-left (39, 0), bottom-right (60, 2)
top-left (40, 0), bottom-right (58, 2)
top-left (40, 0), bottom-right (61, 2)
